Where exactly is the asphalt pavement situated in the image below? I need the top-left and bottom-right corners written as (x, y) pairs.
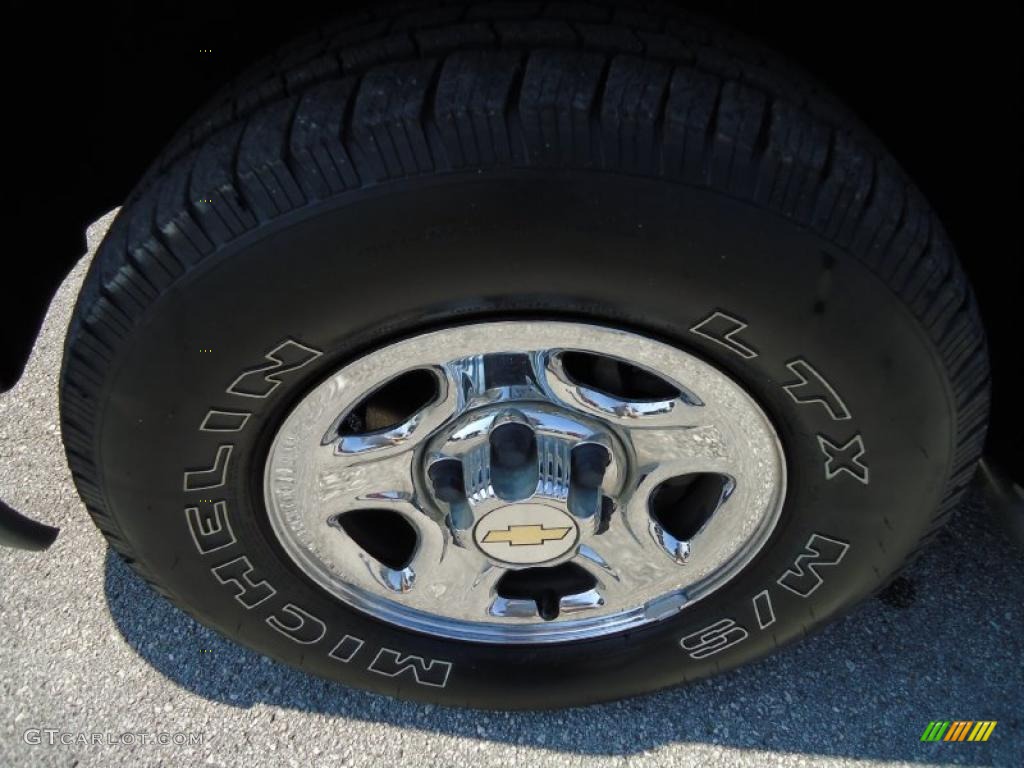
top-left (1, 211), bottom-right (1021, 768)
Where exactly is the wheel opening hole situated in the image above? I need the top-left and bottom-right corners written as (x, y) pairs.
top-left (331, 509), bottom-right (417, 570)
top-left (649, 473), bottom-right (734, 542)
top-left (338, 368), bottom-right (439, 436)
top-left (496, 562), bottom-right (596, 621)
top-left (559, 351), bottom-right (680, 401)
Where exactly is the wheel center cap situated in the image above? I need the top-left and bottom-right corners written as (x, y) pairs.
top-left (473, 503), bottom-right (579, 565)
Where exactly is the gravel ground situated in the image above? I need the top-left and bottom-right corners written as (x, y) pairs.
top-left (1, 211), bottom-right (1021, 768)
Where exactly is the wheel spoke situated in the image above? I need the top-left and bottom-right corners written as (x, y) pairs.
top-left (316, 444), bottom-right (418, 511)
top-left (406, 543), bottom-right (504, 618)
top-left (575, 527), bottom-right (675, 604)
top-left (626, 423), bottom-right (736, 475)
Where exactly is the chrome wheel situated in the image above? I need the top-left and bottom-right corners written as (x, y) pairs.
top-left (264, 322), bottom-right (786, 643)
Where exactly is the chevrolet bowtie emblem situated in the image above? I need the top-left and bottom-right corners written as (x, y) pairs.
top-left (481, 524), bottom-right (572, 547)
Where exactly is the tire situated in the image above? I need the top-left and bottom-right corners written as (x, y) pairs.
top-left (60, 1), bottom-right (989, 708)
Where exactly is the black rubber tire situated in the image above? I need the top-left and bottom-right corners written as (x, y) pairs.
top-left (61, 1), bottom-right (989, 708)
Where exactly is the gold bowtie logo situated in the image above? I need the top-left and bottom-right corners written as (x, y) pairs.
top-left (481, 524), bottom-right (572, 547)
